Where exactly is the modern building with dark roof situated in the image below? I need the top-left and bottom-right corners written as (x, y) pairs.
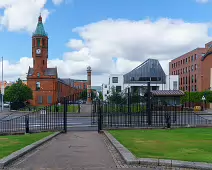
top-left (27, 15), bottom-right (87, 106)
top-left (102, 59), bottom-right (179, 101)
top-left (169, 41), bottom-right (212, 92)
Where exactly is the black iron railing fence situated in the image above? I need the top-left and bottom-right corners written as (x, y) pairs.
top-left (93, 82), bottom-right (212, 132)
top-left (0, 104), bottom-right (65, 135)
top-left (93, 100), bottom-right (212, 131)
top-left (0, 91), bottom-right (89, 135)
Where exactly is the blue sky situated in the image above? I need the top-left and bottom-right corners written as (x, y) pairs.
top-left (0, 0), bottom-right (212, 84)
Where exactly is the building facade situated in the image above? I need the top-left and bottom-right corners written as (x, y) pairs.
top-left (27, 15), bottom-right (87, 106)
top-left (102, 59), bottom-right (179, 101)
top-left (169, 41), bottom-right (212, 92)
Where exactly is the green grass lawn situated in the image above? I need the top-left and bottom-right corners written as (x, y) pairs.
top-left (109, 128), bottom-right (212, 163)
top-left (0, 132), bottom-right (53, 159)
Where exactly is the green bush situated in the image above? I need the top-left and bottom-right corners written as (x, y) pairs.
top-left (180, 91), bottom-right (212, 104)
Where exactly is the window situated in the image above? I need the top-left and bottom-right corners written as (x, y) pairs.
top-left (173, 81), bottom-right (178, 90)
top-left (37, 73), bottom-right (40, 78)
top-left (130, 77), bottom-right (135, 81)
top-left (195, 74), bottom-right (197, 83)
top-left (37, 38), bottom-right (41, 47)
top-left (42, 39), bottom-right (45, 46)
top-left (195, 64), bottom-right (197, 70)
top-left (48, 96), bottom-right (52, 104)
top-left (186, 58), bottom-right (188, 63)
top-left (38, 96), bottom-right (43, 104)
top-left (191, 55), bottom-right (193, 61)
top-left (151, 77), bottom-right (160, 81)
top-left (104, 85), bottom-right (107, 88)
top-left (36, 82), bottom-right (40, 91)
top-left (191, 65), bottom-right (194, 71)
top-left (43, 60), bottom-right (44, 65)
top-left (195, 85), bottom-right (197, 91)
top-left (112, 77), bottom-right (118, 83)
top-left (152, 86), bottom-right (157, 90)
top-left (192, 75), bottom-right (194, 83)
top-left (139, 77), bottom-right (150, 81)
top-left (186, 77), bottom-right (187, 84)
top-left (192, 85), bottom-right (194, 92)
top-left (116, 86), bottom-right (121, 92)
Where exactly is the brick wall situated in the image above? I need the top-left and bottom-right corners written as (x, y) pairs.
top-left (74, 81), bottom-right (88, 90)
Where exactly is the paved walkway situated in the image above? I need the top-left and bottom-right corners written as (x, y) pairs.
top-left (7, 132), bottom-right (157, 170)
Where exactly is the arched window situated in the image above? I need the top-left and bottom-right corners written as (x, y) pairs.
top-left (37, 72), bottom-right (40, 77)
top-left (36, 82), bottom-right (40, 91)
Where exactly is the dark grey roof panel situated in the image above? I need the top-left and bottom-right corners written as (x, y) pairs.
top-left (123, 59), bottom-right (166, 84)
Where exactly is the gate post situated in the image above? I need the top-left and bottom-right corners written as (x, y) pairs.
top-left (63, 97), bottom-right (67, 133)
top-left (127, 87), bottom-right (131, 113)
top-left (147, 82), bottom-right (152, 125)
top-left (25, 114), bottom-right (29, 134)
top-left (98, 99), bottom-right (102, 133)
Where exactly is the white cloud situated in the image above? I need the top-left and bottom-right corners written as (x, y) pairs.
top-left (66, 39), bottom-right (85, 50)
top-left (1, 18), bottom-right (212, 86)
top-left (52, 0), bottom-right (64, 5)
top-left (196, 0), bottom-right (209, 3)
top-left (0, 0), bottom-right (50, 32)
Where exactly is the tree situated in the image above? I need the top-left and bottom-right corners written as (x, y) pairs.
top-left (99, 91), bottom-right (103, 100)
top-left (79, 89), bottom-right (96, 100)
top-left (4, 78), bottom-right (33, 103)
top-left (107, 86), bottom-right (126, 104)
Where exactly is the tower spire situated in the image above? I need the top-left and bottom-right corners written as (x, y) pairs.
top-left (38, 14), bottom-right (42, 22)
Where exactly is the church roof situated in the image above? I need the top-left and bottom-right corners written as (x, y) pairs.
top-left (27, 67), bottom-right (57, 76)
top-left (33, 15), bottom-right (48, 37)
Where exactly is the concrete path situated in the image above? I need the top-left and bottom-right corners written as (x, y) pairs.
top-left (6, 132), bottom-right (156, 170)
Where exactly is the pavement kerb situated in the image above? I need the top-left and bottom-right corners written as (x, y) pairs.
top-left (0, 131), bottom-right (61, 168)
top-left (103, 130), bottom-right (212, 169)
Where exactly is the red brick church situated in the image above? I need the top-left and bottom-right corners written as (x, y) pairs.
top-left (27, 15), bottom-right (87, 106)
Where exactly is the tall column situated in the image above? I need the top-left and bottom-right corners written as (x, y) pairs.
top-left (86, 66), bottom-right (92, 104)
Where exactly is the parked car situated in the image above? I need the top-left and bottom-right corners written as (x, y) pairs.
top-left (3, 102), bottom-right (10, 108)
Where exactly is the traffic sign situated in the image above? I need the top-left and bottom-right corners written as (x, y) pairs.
top-left (202, 96), bottom-right (206, 101)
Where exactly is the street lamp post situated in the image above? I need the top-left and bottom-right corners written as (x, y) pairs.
top-left (189, 70), bottom-right (191, 108)
top-left (1, 57), bottom-right (3, 112)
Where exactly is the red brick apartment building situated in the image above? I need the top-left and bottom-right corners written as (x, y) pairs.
top-left (27, 15), bottom-right (87, 106)
top-left (169, 41), bottom-right (212, 92)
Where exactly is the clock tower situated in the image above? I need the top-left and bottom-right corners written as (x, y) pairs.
top-left (27, 15), bottom-right (58, 106)
top-left (32, 15), bottom-right (48, 73)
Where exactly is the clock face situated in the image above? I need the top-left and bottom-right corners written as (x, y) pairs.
top-left (36, 49), bottom-right (41, 55)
